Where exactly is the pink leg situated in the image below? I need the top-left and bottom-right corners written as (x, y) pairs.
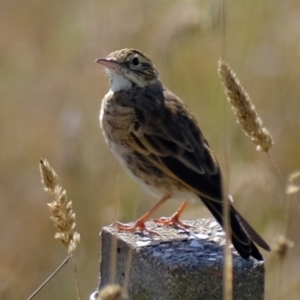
top-left (114, 195), bottom-right (171, 235)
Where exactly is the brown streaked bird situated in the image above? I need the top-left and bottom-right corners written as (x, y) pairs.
top-left (96, 48), bottom-right (270, 260)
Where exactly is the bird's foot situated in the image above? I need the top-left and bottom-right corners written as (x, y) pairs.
top-left (114, 219), bottom-right (159, 236)
top-left (153, 201), bottom-right (192, 230)
top-left (153, 212), bottom-right (193, 230)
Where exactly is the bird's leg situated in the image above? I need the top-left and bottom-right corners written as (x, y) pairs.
top-left (153, 201), bottom-right (193, 229)
top-left (114, 195), bottom-right (171, 235)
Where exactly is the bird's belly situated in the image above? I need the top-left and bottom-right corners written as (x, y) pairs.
top-left (109, 141), bottom-right (165, 198)
top-left (106, 138), bottom-right (199, 203)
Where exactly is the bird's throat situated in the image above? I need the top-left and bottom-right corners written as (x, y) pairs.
top-left (109, 72), bottom-right (132, 92)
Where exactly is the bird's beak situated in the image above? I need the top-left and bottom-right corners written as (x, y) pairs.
top-left (95, 58), bottom-right (120, 71)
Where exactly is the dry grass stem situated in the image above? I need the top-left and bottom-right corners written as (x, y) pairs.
top-left (275, 235), bottom-right (294, 300)
top-left (123, 248), bottom-right (133, 293)
top-left (39, 159), bottom-right (80, 255)
top-left (223, 194), bottom-right (232, 300)
top-left (32, 159), bottom-right (81, 300)
top-left (218, 59), bottom-right (273, 152)
top-left (109, 235), bottom-right (118, 284)
top-left (27, 256), bottom-right (70, 300)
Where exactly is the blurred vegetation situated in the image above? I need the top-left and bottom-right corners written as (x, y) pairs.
top-left (1, 0), bottom-right (300, 299)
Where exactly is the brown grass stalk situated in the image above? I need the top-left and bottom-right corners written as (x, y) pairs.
top-left (218, 59), bottom-right (274, 152)
top-left (223, 193), bottom-right (232, 300)
top-left (218, 1), bottom-right (232, 298)
top-left (275, 234), bottom-right (294, 300)
top-left (39, 159), bottom-right (80, 255)
top-left (37, 158), bottom-right (81, 300)
top-left (28, 159), bottom-right (82, 300)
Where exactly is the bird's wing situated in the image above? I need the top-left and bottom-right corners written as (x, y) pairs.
top-left (123, 87), bottom-right (223, 201)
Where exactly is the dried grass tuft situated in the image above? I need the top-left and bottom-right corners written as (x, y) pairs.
top-left (275, 235), bottom-right (294, 259)
top-left (218, 59), bottom-right (274, 152)
top-left (91, 284), bottom-right (128, 300)
top-left (286, 171), bottom-right (300, 195)
top-left (39, 159), bottom-right (80, 255)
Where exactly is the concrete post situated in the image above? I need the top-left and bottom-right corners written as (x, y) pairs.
top-left (98, 219), bottom-right (265, 300)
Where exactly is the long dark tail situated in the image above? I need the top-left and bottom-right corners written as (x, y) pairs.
top-left (201, 196), bottom-right (271, 260)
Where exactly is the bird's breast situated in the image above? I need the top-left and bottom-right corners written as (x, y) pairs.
top-left (100, 91), bottom-right (135, 147)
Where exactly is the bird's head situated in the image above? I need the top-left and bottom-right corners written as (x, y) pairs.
top-left (96, 49), bottom-right (160, 91)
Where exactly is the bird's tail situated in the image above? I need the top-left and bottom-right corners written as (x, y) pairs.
top-left (200, 196), bottom-right (271, 260)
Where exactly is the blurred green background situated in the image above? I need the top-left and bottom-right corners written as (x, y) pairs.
top-left (1, 0), bottom-right (300, 299)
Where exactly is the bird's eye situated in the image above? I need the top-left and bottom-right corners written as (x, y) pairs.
top-left (132, 57), bottom-right (140, 66)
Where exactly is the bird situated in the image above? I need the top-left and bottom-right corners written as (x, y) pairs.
top-left (96, 48), bottom-right (271, 260)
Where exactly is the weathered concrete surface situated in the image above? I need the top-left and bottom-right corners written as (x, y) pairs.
top-left (98, 219), bottom-right (265, 300)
